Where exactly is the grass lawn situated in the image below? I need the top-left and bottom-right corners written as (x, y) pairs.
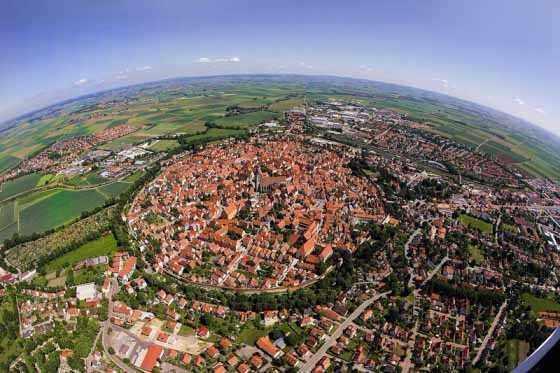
top-left (179, 324), bottom-right (194, 336)
top-left (468, 244), bottom-right (484, 264)
top-left (506, 339), bottom-right (530, 370)
top-left (500, 223), bottom-right (518, 234)
top-left (73, 266), bottom-right (106, 285)
top-left (522, 293), bottom-right (560, 313)
top-left (406, 293), bottom-right (416, 304)
top-left (238, 323), bottom-right (270, 346)
top-left (43, 234), bottom-right (118, 272)
top-left (47, 275), bottom-right (67, 288)
top-left (149, 139), bottom-right (181, 152)
top-left (458, 214), bottom-right (493, 234)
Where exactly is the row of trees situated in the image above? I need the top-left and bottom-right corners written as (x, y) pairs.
top-left (424, 278), bottom-right (505, 307)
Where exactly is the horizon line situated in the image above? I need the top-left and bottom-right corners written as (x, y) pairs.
top-left (1, 72), bottom-right (557, 141)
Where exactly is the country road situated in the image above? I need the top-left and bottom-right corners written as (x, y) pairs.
top-left (300, 291), bottom-right (391, 372)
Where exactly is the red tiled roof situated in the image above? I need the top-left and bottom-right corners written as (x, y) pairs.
top-left (140, 345), bottom-right (163, 371)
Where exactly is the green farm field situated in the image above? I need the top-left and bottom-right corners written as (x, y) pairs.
top-left (212, 110), bottom-right (279, 128)
top-left (0, 173), bottom-right (43, 200)
top-left (0, 179), bottom-right (133, 241)
top-left (148, 139), bottom-right (181, 152)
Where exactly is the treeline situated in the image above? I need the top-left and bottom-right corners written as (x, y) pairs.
top-left (176, 127), bottom-right (249, 150)
top-left (36, 230), bottom-right (106, 271)
top-left (425, 278), bottom-right (505, 307)
top-left (225, 104), bottom-right (266, 116)
top-left (205, 120), bottom-right (244, 131)
top-left (141, 249), bottom-right (356, 313)
top-left (407, 178), bottom-right (458, 200)
top-left (347, 158), bottom-right (375, 178)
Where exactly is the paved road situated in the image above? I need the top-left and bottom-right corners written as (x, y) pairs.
top-left (404, 228), bottom-right (421, 262)
top-left (421, 255), bottom-right (449, 287)
top-left (401, 320), bottom-right (419, 373)
top-left (472, 300), bottom-right (508, 366)
top-left (494, 214), bottom-right (501, 244)
top-left (475, 138), bottom-right (489, 152)
top-left (101, 278), bottom-right (138, 373)
top-left (300, 291), bottom-right (391, 373)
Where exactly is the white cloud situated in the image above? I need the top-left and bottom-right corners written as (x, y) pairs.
top-left (535, 107), bottom-right (546, 114)
top-left (432, 78), bottom-right (449, 88)
top-left (196, 57), bottom-right (240, 63)
top-left (74, 78), bottom-right (88, 86)
top-left (299, 61), bottom-right (313, 69)
top-left (115, 74), bottom-right (128, 80)
top-left (136, 65), bottom-right (152, 72)
top-left (513, 97), bottom-right (525, 105)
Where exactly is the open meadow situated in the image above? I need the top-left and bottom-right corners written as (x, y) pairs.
top-left (43, 233), bottom-right (117, 273)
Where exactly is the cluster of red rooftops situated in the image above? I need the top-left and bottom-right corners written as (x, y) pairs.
top-left (127, 135), bottom-right (385, 290)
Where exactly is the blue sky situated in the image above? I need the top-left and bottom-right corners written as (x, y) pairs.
top-left (1, 0), bottom-right (559, 133)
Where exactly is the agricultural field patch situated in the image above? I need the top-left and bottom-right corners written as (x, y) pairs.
top-left (0, 173), bottom-right (42, 201)
top-left (181, 128), bottom-right (246, 145)
top-left (148, 139), bottom-right (181, 152)
top-left (5, 206), bottom-right (117, 270)
top-left (0, 200), bottom-right (16, 232)
top-left (0, 154), bottom-right (20, 172)
top-left (96, 181), bottom-right (131, 199)
top-left (213, 111), bottom-right (279, 129)
top-left (18, 189), bottom-right (107, 236)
